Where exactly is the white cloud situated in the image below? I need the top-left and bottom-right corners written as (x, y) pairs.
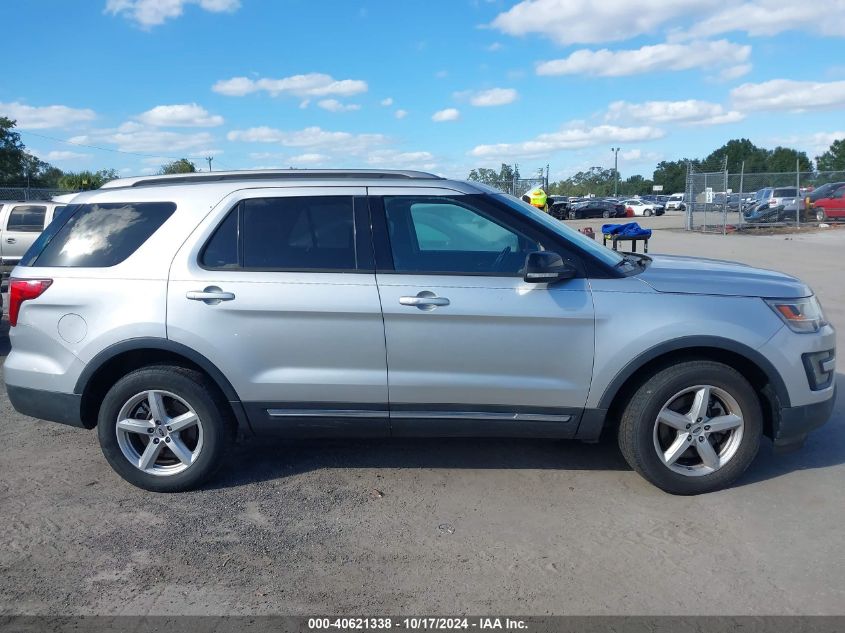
top-left (687, 0), bottom-right (845, 39)
top-left (380, 97), bottom-right (394, 106)
top-left (289, 153), bottom-right (330, 164)
top-left (105, 0), bottom-right (240, 27)
top-left (316, 99), bottom-right (361, 113)
top-left (468, 88), bottom-right (518, 107)
top-left (0, 101), bottom-right (95, 129)
top-left (469, 124), bottom-right (665, 160)
top-left (47, 150), bottom-right (91, 161)
top-left (606, 100), bottom-right (745, 125)
top-left (395, 109), bottom-right (408, 119)
top-left (435, 70), bottom-right (449, 79)
top-left (227, 126), bottom-right (388, 155)
top-left (432, 108), bottom-right (461, 122)
top-left (212, 73), bottom-right (368, 98)
top-left (537, 40), bottom-right (750, 77)
top-left (366, 150), bottom-right (437, 170)
top-left (71, 122), bottom-right (215, 153)
top-left (490, 0), bottom-right (718, 45)
top-left (768, 131), bottom-right (845, 159)
top-left (486, 42), bottom-right (503, 52)
top-left (731, 79), bottom-right (845, 112)
top-left (136, 103), bottom-right (223, 127)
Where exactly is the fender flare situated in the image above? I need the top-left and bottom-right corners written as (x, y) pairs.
top-left (596, 335), bottom-right (791, 410)
top-left (74, 337), bottom-right (241, 402)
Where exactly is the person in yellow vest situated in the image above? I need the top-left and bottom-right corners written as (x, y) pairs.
top-left (527, 187), bottom-right (548, 212)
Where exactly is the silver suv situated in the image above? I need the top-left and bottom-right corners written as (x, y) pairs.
top-left (4, 170), bottom-right (836, 494)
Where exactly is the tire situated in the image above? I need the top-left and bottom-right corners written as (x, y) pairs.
top-left (644, 209), bottom-right (653, 217)
top-left (568, 210), bottom-right (578, 220)
top-left (97, 365), bottom-right (236, 492)
top-left (816, 208), bottom-right (827, 222)
top-left (618, 360), bottom-right (762, 495)
top-left (602, 210), bottom-right (610, 218)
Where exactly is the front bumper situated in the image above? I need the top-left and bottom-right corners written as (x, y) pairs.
top-left (6, 384), bottom-right (88, 429)
top-left (773, 385), bottom-right (836, 450)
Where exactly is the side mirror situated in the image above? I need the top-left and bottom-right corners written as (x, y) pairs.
top-left (523, 251), bottom-right (576, 283)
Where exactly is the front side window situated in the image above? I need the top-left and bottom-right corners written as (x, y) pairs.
top-left (23, 202), bottom-right (176, 268)
top-left (201, 196), bottom-right (357, 271)
top-left (384, 196), bottom-right (541, 274)
top-left (7, 205), bottom-right (47, 232)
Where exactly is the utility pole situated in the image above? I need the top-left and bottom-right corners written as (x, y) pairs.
top-left (206, 156), bottom-right (214, 172)
top-left (611, 147), bottom-right (621, 196)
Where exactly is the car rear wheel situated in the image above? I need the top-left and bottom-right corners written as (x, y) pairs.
top-left (816, 208), bottom-right (827, 222)
top-left (97, 365), bottom-right (235, 492)
top-left (618, 360), bottom-right (762, 495)
top-left (644, 209), bottom-right (653, 217)
top-left (602, 210), bottom-right (610, 218)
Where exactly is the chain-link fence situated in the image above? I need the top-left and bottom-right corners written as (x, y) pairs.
top-left (686, 167), bottom-right (845, 232)
top-left (0, 186), bottom-right (77, 201)
top-left (481, 177), bottom-right (547, 197)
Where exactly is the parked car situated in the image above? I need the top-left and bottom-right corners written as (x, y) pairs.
top-left (808, 184), bottom-right (845, 221)
top-left (567, 199), bottom-right (625, 219)
top-left (547, 195), bottom-right (570, 220)
top-left (4, 169), bottom-right (836, 495)
top-left (666, 193), bottom-right (686, 211)
top-left (0, 200), bottom-right (67, 281)
top-left (743, 202), bottom-right (795, 224)
top-left (755, 187), bottom-right (807, 218)
top-left (623, 199), bottom-right (664, 217)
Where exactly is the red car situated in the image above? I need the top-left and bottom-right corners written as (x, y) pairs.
top-left (810, 184), bottom-right (845, 221)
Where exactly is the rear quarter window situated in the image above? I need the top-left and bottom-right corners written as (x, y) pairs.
top-left (21, 202), bottom-right (176, 268)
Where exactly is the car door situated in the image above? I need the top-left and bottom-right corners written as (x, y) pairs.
top-left (369, 188), bottom-right (595, 438)
top-left (167, 187), bottom-right (390, 436)
top-left (828, 186), bottom-right (845, 218)
top-left (2, 203), bottom-right (48, 270)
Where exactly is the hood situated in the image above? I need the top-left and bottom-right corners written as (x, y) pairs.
top-left (637, 254), bottom-right (811, 298)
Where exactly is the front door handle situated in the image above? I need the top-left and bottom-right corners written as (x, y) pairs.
top-left (399, 291), bottom-right (450, 310)
top-left (6, 238), bottom-right (16, 244)
top-left (186, 286), bottom-right (235, 305)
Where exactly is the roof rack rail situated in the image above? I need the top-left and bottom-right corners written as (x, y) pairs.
top-left (100, 169), bottom-right (444, 189)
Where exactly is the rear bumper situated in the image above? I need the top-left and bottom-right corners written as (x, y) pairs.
top-left (773, 385), bottom-right (836, 450)
top-left (6, 384), bottom-right (88, 429)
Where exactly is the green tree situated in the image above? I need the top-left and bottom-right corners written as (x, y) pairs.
top-left (816, 138), bottom-right (845, 172)
top-left (58, 169), bottom-right (119, 191)
top-left (159, 158), bottom-right (196, 175)
top-left (702, 139), bottom-right (769, 173)
top-left (652, 159), bottom-right (694, 194)
top-left (467, 163), bottom-right (520, 190)
top-left (0, 116), bottom-right (28, 182)
top-left (550, 167), bottom-right (616, 197)
top-left (767, 146), bottom-right (812, 173)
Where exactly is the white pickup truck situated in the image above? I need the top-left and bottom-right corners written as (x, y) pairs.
top-left (0, 200), bottom-right (69, 280)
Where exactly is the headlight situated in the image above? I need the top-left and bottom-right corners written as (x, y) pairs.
top-left (765, 296), bottom-right (827, 333)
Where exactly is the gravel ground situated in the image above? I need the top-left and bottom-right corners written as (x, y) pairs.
top-left (1, 227), bottom-right (843, 616)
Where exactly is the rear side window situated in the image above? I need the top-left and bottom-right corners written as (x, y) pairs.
top-left (22, 202), bottom-right (176, 268)
top-left (7, 205), bottom-right (47, 232)
top-left (774, 188), bottom-right (797, 197)
top-left (201, 196), bottom-right (357, 271)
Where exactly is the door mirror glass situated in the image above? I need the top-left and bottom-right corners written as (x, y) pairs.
top-left (523, 251), bottom-right (575, 283)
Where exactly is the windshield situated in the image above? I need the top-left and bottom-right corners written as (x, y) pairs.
top-left (495, 194), bottom-right (626, 268)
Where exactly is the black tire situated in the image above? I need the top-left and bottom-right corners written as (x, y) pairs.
top-left (816, 208), bottom-right (827, 222)
top-left (602, 210), bottom-right (610, 218)
top-left (618, 360), bottom-right (762, 495)
top-left (97, 365), bottom-right (236, 492)
top-left (568, 210), bottom-right (577, 220)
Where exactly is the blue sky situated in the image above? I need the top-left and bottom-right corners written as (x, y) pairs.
top-left (3, 0), bottom-right (845, 181)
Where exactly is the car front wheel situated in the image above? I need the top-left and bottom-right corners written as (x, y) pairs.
top-left (569, 210), bottom-right (578, 220)
top-left (97, 365), bottom-right (236, 492)
top-left (602, 210), bottom-right (610, 218)
top-left (644, 209), bottom-right (653, 217)
top-left (816, 208), bottom-right (827, 222)
top-left (618, 360), bottom-right (762, 495)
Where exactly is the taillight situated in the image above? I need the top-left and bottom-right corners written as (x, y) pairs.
top-left (8, 278), bottom-right (52, 327)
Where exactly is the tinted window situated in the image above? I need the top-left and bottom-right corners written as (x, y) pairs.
top-left (201, 196), bottom-right (357, 271)
top-left (7, 205), bottom-right (47, 232)
top-left (774, 188), bottom-right (797, 197)
top-left (384, 196), bottom-right (541, 274)
top-left (26, 202), bottom-right (176, 268)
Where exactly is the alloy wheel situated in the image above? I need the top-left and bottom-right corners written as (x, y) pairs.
top-left (652, 385), bottom-right (744, 477)
top-left (115, 390), bottom-right (204, 476)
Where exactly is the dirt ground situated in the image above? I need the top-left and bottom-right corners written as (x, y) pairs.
top-left (1, 224), bottom-right (843, 616)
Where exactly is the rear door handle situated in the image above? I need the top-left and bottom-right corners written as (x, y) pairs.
top-left (186, 286), bottom-right (235, 304)
top-left (399, 291), bottom-right (450, 310)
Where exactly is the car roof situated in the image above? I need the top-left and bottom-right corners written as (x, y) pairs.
top-left (99, 168), bottom-right (446, 190)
